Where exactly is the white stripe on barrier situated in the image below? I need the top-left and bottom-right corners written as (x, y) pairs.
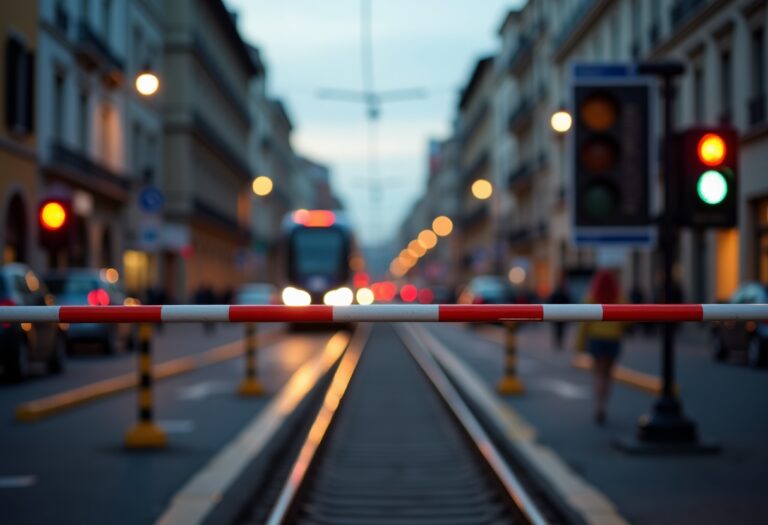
top-left (702, 304), bottom-right (768, 321)
top-left (333, 304), bottom-right (440, 322)
top-left (160, 305), bottom-right (230, 322)
top-left (0, 306), bottom-right (60, 322)
top-left (542, 304), bottom-right (603, 321)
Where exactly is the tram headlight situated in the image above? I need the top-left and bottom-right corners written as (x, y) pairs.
top-left (282, 286), bottom-right (312, 306)
top-left (323, 287), bottom-right (353, 306)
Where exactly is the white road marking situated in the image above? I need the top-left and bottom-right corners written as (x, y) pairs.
top-left (157, 420), bottom-right (196, 433)
top-left (0, 476), bottom-right (36, 488)
top-left (533, 378), bottom-right (589, 400)
top-left (176, 381), bottom-right (231, 401)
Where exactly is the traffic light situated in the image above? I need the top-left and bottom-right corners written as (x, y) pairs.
top-left (572, 82), bottom-right (652, 228)
top-left (675, 127), bottom-right (738, 228)
top-left (38, 198), bottom-right (72, 250)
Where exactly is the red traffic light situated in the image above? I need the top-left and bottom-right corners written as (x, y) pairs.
top-left (697, 133), bottom-right (726, 166)
top-left (40, 201), bottom-right (67, 231)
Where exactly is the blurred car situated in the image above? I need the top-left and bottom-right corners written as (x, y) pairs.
top-left (44, 268), bottom-right (136, 354)
top-left (234, 283), bottom-right (278, 305)
top-left (713, 282), bottom-right (768, 367)
top-left (457, 275), bottom-right (515, 305)
top-left (0, 263), bottom-right (66, 379)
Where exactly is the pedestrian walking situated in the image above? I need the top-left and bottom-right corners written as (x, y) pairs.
top-left (575, 269), bottom-right (627, 425)
top-left (548, 276), bottom-right (572, 350)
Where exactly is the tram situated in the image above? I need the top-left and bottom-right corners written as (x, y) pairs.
top-left (279, 209), bottom-right (356, 307)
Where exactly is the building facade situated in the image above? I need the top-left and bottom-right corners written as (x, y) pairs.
top-left (162, 0), bottom-right (255, 301)
top-left (1, 2), bottom-right (38, 268)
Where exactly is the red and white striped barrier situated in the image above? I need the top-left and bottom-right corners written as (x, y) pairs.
top-left (0, 304), bottom-right (766, 323)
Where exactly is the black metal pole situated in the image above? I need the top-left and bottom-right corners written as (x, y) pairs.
top-left (634, 62), bottom-right (698, 444)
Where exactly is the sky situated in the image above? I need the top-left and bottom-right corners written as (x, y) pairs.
top-left (225, 0), bottom-right (521, 246)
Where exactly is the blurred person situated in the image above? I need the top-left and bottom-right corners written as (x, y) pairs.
top-left (575, 270), bottom-right (627, 425)
top-left (548, 277), bottom-right (572, 349)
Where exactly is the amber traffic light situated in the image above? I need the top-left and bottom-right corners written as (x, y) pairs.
top-left (40, 201), bottom-right (67, 230)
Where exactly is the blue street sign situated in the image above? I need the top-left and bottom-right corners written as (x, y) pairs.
top-left (139, 186), bottom-right (165, 212)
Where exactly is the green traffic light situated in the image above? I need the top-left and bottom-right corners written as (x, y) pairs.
top-left (696, 170), bottom-right (728, 205)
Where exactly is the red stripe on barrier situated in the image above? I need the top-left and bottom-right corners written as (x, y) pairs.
top-left (601, 304), bottom-right (703, 322)
top-left (229, 305), bottom-right (333, 322)
top-left (59, 306), bottom-right (162, 323)
top-left (438, 304), bottom-right (544, 322)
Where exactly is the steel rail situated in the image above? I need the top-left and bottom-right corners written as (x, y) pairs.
top-left (396, 323), bottom-right (550, 525)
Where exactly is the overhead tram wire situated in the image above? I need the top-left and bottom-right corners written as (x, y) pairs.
top-left (316, 0), bottom-right (427, 240)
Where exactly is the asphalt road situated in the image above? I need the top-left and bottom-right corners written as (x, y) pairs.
top-left (426, 322), bottom-right (768, 525)
top-left (0, 324), bottom-right (335, 525)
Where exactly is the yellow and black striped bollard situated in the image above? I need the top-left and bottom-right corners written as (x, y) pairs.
top-left (238, 323), bottom-right (265, 396)
top-left (497, 321), bottom-right (525, 395)
top-left (125, 323), bottom-right (167, 448)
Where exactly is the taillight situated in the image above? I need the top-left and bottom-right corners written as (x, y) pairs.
top-left (87, 289), bottom-right (110, 306)
top-left (0, 298), bottom-right (15, 328)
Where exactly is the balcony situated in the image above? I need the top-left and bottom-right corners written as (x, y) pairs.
top-left (507, 36), bottom-right (532, 75)
top-left (459, 204), bottom-right (489, 230)
top-left (670, 0), bottom-right (707, 32)
top-left (507, 161), bottom-right (532, 191)
top-left (462, 150), bottom-right (490, 187)
top-left (749, 94), bottom-right (766, 127)
top-left (507, 98), bottom-right (533, 134)
top-left (553, 0), bottom-right (598, 57)
top-left (46, 141), bottom-right (130, 202)
top-left (75, 20), bottom-right (124, 85)
top-left (193, 199), bottom-right (250, 242)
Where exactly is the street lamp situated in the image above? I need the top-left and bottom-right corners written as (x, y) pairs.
top-left (432, 216), bottom-right (453, 237)
top-left (550, 109), bottom-right (572, 133)
top-left (252, 176), bottom-right (273, 197)
top-left (471, 179), bottom-right (493, 200)
top-left (135, 67), bottom-right (160, 97)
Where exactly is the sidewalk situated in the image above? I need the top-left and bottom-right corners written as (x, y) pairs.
top-left (426, 323), bottom-right (768, 525)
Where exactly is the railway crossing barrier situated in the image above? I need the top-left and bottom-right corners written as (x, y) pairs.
top-left (2, 303), bottom-right (766, 450)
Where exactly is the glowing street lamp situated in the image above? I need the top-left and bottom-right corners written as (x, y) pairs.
top-left (471, 179), bottom-right (493, 200)
top-left (550, 110), bottom-right (572, 133)
top-left (135, 69), bottom-right (160, 97)
top-left (252, 176), bottom-right (273, 197)
top-left (432, 216), bottom-right (453, 237)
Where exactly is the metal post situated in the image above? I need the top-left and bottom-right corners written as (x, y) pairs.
top-left (627, 62), bottom-right (714, 451)
top-left (125, 323), bottom-right (167, 449)
top-left (497, 321), bottom-right (524, 395)
top-left (238, 323), bottom-right (265, 396)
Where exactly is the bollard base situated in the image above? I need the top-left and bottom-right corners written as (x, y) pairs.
top-left (238, 378), bottom-right (266, 397)
top-left (125, 422), bottom-right (168, 449)
top-left (497, 376), bottom-right (525, 395)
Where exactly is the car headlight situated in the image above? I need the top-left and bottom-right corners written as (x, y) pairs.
top-left (282, 286), bottom-right (312, 306)
top-left (323, 287), bottom-right (353, 306)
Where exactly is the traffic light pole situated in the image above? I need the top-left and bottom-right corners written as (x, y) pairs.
top-left (627, 63), bottom-right (717, 452)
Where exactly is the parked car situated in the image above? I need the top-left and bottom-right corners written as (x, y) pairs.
top-left (0, 263), bottom-right (66, 379)
top-left (44, 268), bottom-right (136, 354)
top-left (713, 282), bottom-right (768, 368)
top-left (457, 275), bottom-right (515, 305)
top-left (234, 283), bottom-right (278, 305)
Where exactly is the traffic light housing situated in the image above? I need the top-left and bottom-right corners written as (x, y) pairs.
top-left (674, 127), bottom-right (738, 228)
top-left (572, 82), bottom-right (652, 228)
top-left (38, 198), bottom-right (72, 250)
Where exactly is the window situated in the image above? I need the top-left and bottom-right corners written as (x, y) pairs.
top-left (5, 35), bottom-right (34, 135)
top-left (693, 65), bottom-right (704, 123)
top-left (132, 121), bottom-right (142, 173)
top-left (101, 0), bottom-right (111, 40)
top-left (78, 89), bottom-right (89, 151)
top-left (720, 49), bottom-right (732, 122)
top-left (752, 27), bottom-right (764, 98)
top-left (53, 72), bottom-right (65, 142)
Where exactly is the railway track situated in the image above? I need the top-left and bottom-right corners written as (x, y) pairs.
top-left (236, 323), bottom-right (566, 525)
